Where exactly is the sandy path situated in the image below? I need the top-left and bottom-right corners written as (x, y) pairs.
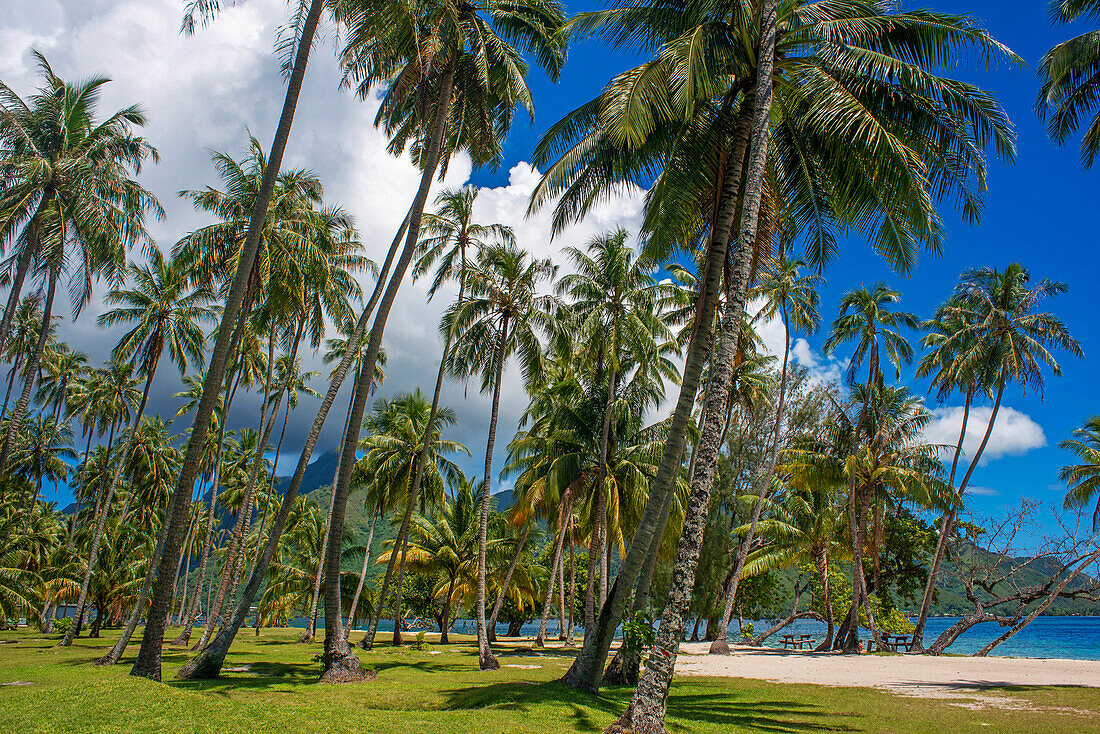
top-left (675, 642), bottom-right (1100, 704)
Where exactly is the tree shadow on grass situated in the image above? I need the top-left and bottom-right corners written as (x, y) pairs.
top-left (169, 661), bottom-right (320, 693)
top-left (442, 681), bottom-right (857, 734)
top-left (369, 659), bottom-right (472, 675)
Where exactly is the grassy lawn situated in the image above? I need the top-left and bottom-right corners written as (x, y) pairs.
top-left (1, 627), bottom-right (1098, 733)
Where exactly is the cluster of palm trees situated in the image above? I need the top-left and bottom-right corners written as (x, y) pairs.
top-left (3, 0), bottom-right (1100, 731)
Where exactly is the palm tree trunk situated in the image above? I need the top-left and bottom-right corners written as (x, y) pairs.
top-left (62, 359), bottom-right (157, 648)
top-left (557, 547), bottom-right (567, 639)
top-left (344, 508), bottom-right (378, 637)
top-left (176, 514), bottom-right (197, 625)
top-left (561, 87), bottom-right (756, 694)
top-left (475, 315), bottom-right (508, 670)
top-left (604, 454), bottom-right (680, 684)
top-left (130, 0), bottom-right (325, 683)
top-left (317, 58), bottom-right (456, 684)
top-left (614, 5), bottom-right (776, 727)
top-left (487, 523), bottom-right (531, 640)
top-left (0, 264), bottom-right (57, 475)
top-left (364, 205), bottom-right (467, 652)
top-left (913, 382), bottom-right (1004, 651)
top-left (173, 461), bottom-right (218, 646)
top-left (587, 355), bottom-right (617, 626)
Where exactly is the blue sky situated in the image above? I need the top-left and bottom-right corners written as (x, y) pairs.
top-left (9, 1), bottom-right (1098, 543)
top-left (463, 0), bottom-right (1100, 532)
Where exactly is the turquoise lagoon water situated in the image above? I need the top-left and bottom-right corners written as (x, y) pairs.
top-left (733, 615), bottom-right (1100, 660)
top-left (299, 615), bottom-right (1100, 660)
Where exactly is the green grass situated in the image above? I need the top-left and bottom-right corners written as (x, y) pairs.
top-left (1, 627), bottom-right (1098, 733)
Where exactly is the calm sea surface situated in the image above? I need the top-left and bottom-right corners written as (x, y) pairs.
top-left (297, 615), bottom-right (1100, 660)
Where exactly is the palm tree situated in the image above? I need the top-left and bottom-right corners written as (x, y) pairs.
top-left (307, 0), bottom-right (567, 681)
top-left (1061, 417), bottom-right (1100, 527)
top-left (132, 0), bottom-right (328, 681)
top-left (356, 391), bottom-right (467, 645)
top-left (10, 415), bottom-right (74, 524)
top-left (820, 283), bottom-right (917, 651)
top-left (444, 243), bottom-right (557, 669)
top-left (36, 343), bottom-right (88, 423)
top-left (556, 227), bottom-right (670, 630)
top-left (383, 476), bottom-right (483, 643)
top-left (361, 185), bottom-right (513, 650)
top-left (0, 53), bottom-right (161, 477)
top-left (1038, 0), bottom-right (1100, 167)
top-left (910, 264), bottom-right (1081, 650)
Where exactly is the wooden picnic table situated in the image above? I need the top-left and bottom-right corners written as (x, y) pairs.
top-left (880, 633), bottom-right (912, 652)
top-left (780, 633), bottom-right (815, 650)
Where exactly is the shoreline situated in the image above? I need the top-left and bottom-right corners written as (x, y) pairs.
top-left (675, 642), bottom-right (1100, 703)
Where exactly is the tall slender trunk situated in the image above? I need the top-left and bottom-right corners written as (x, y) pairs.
top-left (487, 523), bottom-right (530, 640)
top-left (344, 508), bottom-right (378, 636)
top-left (130, 0), bottom-right (325, 682)
top-left (318, 58), bottom-right (456, 683)
top-left (62, 360), bottom-right (157, 648)
top-left (364, 215), bottom-right (467, 651)
top-left (0, 264), bottom-right (57, 475)
top-left (587, 356), bottom-right (616, 626)
top-left (913, 383), bottom-right (1003, 651)
top-left (475, 315), bottom-right (508, 671)
top-left (615, 5), bottom-right (775, 728)
top-left (302, 475), bottom-right (338, 641)
top-left (567, 523), bottom-right (576, 644)
top-left (176, 513), bottom-right (197, 625)
top-left (714, 309), bottom-right (792, 647)
top-left (561, 90), bottom-right (755, 694)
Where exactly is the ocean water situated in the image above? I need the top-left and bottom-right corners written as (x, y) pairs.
top-left (294, 615), bottom-right (1100, 660)
top-left (732, 615), bottom-right (1100, 660)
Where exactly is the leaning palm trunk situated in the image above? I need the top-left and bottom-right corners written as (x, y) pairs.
top-left (130, 0), bottom-right (325, 682)
top-left (319, 62), bottom-right (457, 683)
top-left (61, 362), bottom-right (157, 647)
top-left (175, 263), bottom-right (386, 679)
top-left (0, 246), bottom-right (36, 358)
top-left (912, 383), bottom-right (1003, 652)
top-left (560, 89), bottom-right (755, 694)
top-left (584, 358), bottom-right (616, 633)
top-left (364, 216), bottom-right (467, 651)
top-left (611, 7), bottom-right (775, 729)
top-left (603, 466), bottom-right (679, 686)
top-left (0, 264), bottom-right (58, 475)
top-left (475, 315), bottom-right (509, 671)
top-left (344, 509), bottom-right (378, 637)
top-left (174, 195), bottom-right (412, 676)
top-left (487, 523), bottom-right (531, 640)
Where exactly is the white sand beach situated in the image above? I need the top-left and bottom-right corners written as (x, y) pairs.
top-left (675, 642), bottom-right (1100, 701)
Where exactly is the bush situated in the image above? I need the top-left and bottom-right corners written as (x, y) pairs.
top-left (621, 611), bottom-right (655, 654)
top-left (53, 617), bottom-right (71, 635)
top-left (739, 622), bottom-right (754, 642)
top-left (411, 630), bottom-right (431, 651)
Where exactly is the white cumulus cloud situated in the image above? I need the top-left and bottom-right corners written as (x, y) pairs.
top-left (923, 405), bottom-right (1047, 464)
